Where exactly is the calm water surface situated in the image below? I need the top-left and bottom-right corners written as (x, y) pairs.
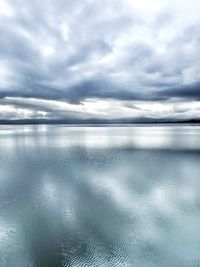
top-left (0, 125), bottom-right (200, 267)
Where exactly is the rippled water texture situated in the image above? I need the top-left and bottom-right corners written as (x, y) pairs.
top-left (0, 125), bottom-right (200, 267)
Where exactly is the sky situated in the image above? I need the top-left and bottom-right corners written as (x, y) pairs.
top-left (0, 0), bottom-right (200, 122)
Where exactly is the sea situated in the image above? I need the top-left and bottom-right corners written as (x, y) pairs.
top-left (0, 124), bottom-right (200, 267)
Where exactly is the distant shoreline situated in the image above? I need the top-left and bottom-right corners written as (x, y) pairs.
top-left (0, 119), bottom-right (199, 125)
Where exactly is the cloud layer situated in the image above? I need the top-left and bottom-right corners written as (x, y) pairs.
top-left (0, 0), bottom-right (200, 121)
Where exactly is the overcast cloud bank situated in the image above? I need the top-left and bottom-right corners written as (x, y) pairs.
top-left (0, 0), bottom-right (200, 121)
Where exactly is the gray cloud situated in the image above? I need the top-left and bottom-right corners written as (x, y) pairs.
top-left (157, 82), bottom-right (200, 100)
top-left (0, 0), bottom-right (200, 121)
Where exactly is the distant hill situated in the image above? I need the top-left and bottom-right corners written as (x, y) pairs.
top-left (0, 118), bottom-right (200, 125)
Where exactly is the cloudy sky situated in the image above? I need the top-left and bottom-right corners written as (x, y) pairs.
top-left (0, 0), bottom-right (200, 122)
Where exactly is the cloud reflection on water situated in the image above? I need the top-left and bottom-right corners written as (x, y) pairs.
top-left (0, 125), bottom-right (200, 266)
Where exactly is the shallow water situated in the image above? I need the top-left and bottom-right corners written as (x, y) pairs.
top-left (0, 125), bottom-right (200, 267)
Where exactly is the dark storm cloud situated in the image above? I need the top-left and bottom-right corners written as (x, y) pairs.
top-left (157, 82), bottom-right (200, 100)
top-left (62, 80), bottom-right (147, 103)
top-left (0, 80), bottom-right (142, 103)
top-left (0, 0), bottom-right (200, 120)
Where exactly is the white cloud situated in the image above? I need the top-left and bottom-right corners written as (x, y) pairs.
top-left (1, 97), bottom-right (200, 121)
top-left (0, 0), bottom-right (14, 17)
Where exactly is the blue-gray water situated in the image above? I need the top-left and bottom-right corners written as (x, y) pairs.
top-left (0, 125), bottom-right (200, 267)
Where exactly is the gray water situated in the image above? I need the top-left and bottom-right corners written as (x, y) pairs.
top-left (0, 125), bottom-right (200, 267)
